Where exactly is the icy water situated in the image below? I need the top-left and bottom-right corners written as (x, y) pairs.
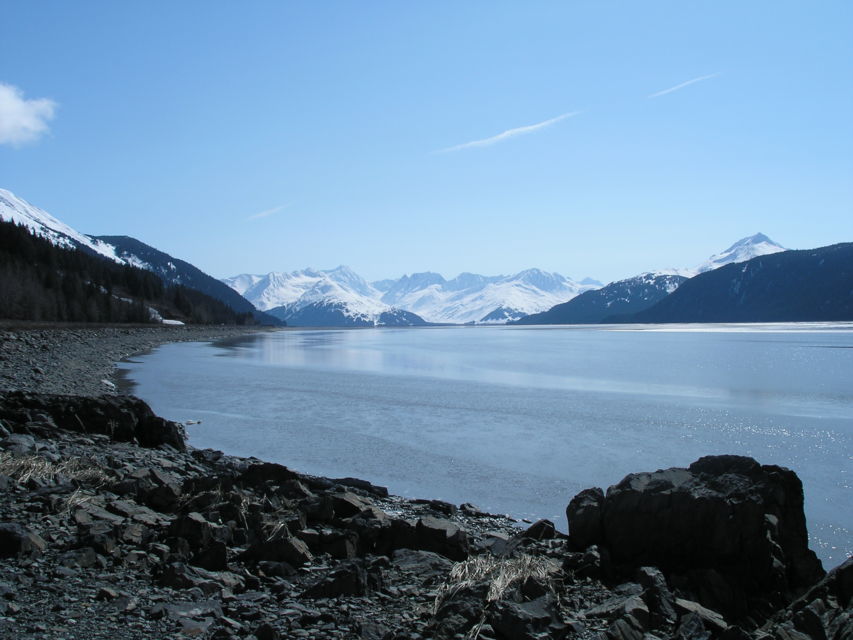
top-left (120, 324), bottom-right (853, 568)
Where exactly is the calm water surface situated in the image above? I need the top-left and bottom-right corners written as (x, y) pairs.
top-left (120, 324), bottom-right (853, 567)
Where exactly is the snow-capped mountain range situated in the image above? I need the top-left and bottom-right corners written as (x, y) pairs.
top-left (223, 267), bottom-right (602, 325)
top-left (225, 234), bottom-right (787, 325)
top-left (1, 187), bottom-right (791, 327)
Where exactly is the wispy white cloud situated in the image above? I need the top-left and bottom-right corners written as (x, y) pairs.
top-left (648, 73), bottom-right (721, 99)
top-left (0, 82), bottom-right (57, 146)
top-left (436, 111), bottom-right (581, 153)
top-left (247, 204), bottom-right (289, 221)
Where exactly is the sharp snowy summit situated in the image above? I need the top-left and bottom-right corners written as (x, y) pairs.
top-left (694, 233), bottom-right (787, 274)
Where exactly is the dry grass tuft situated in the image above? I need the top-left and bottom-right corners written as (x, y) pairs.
top-left (0, 452), bottom-right (109, 487)
top-left (434, 553), bottom-right (557, 614)
top-left (60, 487), bottom-right (95, 513)
top-left (432, 553), bottom-right (560, 639)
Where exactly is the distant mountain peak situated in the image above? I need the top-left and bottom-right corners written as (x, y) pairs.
top-left (696, 233), bottom-right (786, 274)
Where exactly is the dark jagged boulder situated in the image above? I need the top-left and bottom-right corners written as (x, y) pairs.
top-left (238, 461), bottom-right (297, 487)
top-left (0, 391), bottom-right (186, 450)
top-left (566, 455), bottom-right (825, 624)
top-left (0, 523), bottom-right (46, 558)
top-left (756, 556), bottom-right (852, 640)
top-left (301, 558), bottom-right (385, 598)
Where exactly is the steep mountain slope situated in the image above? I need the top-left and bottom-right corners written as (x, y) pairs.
top-left (618, 243), bottom-right (853, 323)
top-left (0, 188), bottom-right (121, 262)
top-left (515, 233), bottom-right (788, 325)
top-left (515, 273), bottom-right (687, 324)
top-left (0, 219), bottom-right (254, 325)
top-left (0, 188), bottom-right (279, 325)
top-left (94, 236), bottom-right (280, 325)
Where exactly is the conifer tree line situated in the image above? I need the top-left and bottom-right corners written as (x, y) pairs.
top-left (0, 220), bottom-right (254, 325)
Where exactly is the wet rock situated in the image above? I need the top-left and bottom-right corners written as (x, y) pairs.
top-left (413, 498), bottom-right (457, 516)
top-left (0, 392), bottom-right (186, 450)
top-left (567, 487), bottom-right (604, 550)
top-left (675, 598), bottom-right (728, 634)
top-left (302, 559), bottom-right (384, 598)
top-left (415, 516), bottom-right (469, 561)
top-left (675, 612), bottom-right (711, 640)
top-left (331, 492), bottom-right (371, 518)
top-left (150, 599), bottom-right (224, 620)
top-left (523, 519), bottom-right (557, 540)
top-left (253, 622), bottom-right (280, 640)
top-left (95, 586), bottom-right (119, 601)
top-left (636, 566), bottom-right (677, 626)
top-left (391, 548), bottom-right (453, 579)
top-left (332, 476), bottom-right (389, 498)
top-left (158, 562), bottom-right (245, 593)
top-left (0, 522), bottom-right (46, 557)
top-left (489, 594), bottom-right (562, 640)
top-left (170, 511), bottom-right (230, 548)
top-left (241, 529), bottom-right (313, 567)
top-left (566, 455), bottom-right (825, 622)
top-left (0, 433), bottom-right (37, 454)
top-left (604, 613), bottom-right (646, 640)
top-left (58, 546), bottom-right (101, 568)
top-left (755, 556), bottom-right (853, 640)
top-left (239, 462), bottom-right (297, 487)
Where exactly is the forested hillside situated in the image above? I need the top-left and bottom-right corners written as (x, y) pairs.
top-left (0, 220), bottom-right (254, 325)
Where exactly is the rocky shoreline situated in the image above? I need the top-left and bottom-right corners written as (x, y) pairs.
top-left (0, 325), bottom-right (272, 397)
top-left (0, 327), bottom-right (849, 640)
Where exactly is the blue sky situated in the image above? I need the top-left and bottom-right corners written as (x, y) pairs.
top-left (1, 1), bottom-right (851, 283)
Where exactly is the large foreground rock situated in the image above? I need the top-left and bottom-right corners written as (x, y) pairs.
top-left (567, 455), bottom-right (825, 624)
top-left (0, 391), bottom-right (186, 450)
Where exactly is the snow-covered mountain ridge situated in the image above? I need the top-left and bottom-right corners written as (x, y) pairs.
top-left (224, 267), bottom-right (602, 325)
top-left (0, 188), bottom-right (122, 262)
top-left (225, 234), bottom-right (786, 326)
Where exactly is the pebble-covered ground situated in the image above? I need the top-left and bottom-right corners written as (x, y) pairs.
top-left (0, 325), bottom-right (270, 397)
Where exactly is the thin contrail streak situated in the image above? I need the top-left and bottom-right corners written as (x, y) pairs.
top-left (648, 73), bottom-right (721, 98)
top-left (436, 111), bottom-right (581, 153)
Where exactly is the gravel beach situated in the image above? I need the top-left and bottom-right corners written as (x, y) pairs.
top-left (0, 324), bottom-right (271, 397)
